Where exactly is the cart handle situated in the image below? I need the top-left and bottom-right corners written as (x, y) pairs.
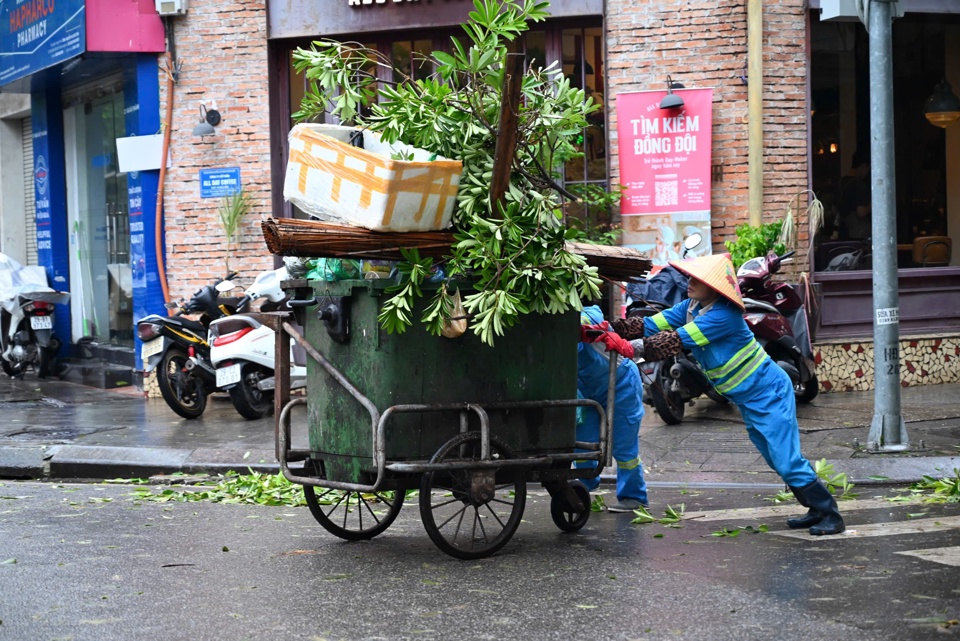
top-left (287, 297), bottom-right (318, 308)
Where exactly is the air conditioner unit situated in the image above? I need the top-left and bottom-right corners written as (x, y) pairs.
top-left (155, 0), bottom-right (188, 16)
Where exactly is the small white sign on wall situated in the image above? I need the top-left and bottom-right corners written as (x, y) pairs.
top-left (116, 134), bottom-right (169, 173)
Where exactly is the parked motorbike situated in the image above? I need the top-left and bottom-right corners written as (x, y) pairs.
top-left (136, 276), bottom-right (239, 419)
top-left (823, 237), bottom-right (872, 272)
top-left (737, 250), bottom-right (819, 403)
top-left (0, 253), bottom-right (70, 379)
top-left (208, 266), bottom-right (307, 420)
top-left (625, 234), bottom-right (727, 425)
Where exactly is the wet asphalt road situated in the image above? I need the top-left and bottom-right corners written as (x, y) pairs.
top-left (2, 480), bottom-right (958, 641)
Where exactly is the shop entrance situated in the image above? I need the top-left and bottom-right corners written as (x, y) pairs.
top-left (63, 86), bottom-right (132, 347)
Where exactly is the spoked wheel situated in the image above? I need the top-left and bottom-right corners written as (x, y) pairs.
top-left (228, 363), bottom-right (274, 420)
top-left (156, 346), bottom-right (207, 419)
top-left (651, 363), bottom-right (685, 425)
top-left (303, 485), bottom-right (404, 541)
top-left (419, 431), bottom-right (527, 560)
top-left (550, 481), bottom-right (591, 533)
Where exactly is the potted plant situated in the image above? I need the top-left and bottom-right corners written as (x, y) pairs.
top-left (291, 0), bottom-right (606, 345)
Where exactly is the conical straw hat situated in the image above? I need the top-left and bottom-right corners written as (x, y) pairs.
top-left (669, 254), bottom-right (745, 311)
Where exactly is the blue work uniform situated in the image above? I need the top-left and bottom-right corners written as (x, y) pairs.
top-left (644, 298), bottom-right (817, 487)
top-left (576, 306), bottom-right (649, 505)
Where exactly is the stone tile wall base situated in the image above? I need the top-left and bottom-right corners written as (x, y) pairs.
top-left (815, 335), bottom-right (960, 392)
top-left (142, 371), bottom-right (159, 399)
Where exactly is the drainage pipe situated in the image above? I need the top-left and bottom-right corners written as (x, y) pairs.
top-left (747, 0), bottom-right (763, 226)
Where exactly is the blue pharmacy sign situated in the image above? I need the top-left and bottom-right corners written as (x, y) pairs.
top-left (0, 0), bottom-right (86, 86)
top-left (199, 167), bottom-right (242, 198)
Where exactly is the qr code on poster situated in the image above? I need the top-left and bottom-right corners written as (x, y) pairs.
top-left (655, 181), bottom-right (678, 207)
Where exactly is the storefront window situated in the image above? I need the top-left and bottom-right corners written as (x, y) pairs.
top-left (810, 15), bottom-right (958, 272)
top-left (561, 26), bottom-right (609, 237)
top-left (392, 39), bottom-right (434, 83)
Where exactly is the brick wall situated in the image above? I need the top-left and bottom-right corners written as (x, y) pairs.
top-left (157, 0), bottom-right (273, 301)
top-left (605, 0), bottom-right (812, 259)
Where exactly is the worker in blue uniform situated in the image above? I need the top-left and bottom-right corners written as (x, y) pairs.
top-left (610, 254), bottom-right (845, 536)
top-left (576, 305), bottom-right (649, 513)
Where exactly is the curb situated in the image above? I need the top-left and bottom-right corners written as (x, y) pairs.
top-left (3, 445), bottom-right (958, 485)
top-left (0, 446), bottom-right (292, 481)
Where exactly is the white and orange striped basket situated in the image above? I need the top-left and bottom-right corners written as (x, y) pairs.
top-left (283, 124), bottom-right (463, 232)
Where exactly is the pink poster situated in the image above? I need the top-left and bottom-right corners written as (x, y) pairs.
top-left (615, 88), bottom-right (714, 268)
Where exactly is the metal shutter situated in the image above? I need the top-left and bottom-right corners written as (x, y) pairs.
top-left (21, 117), bottom-right (37, 265)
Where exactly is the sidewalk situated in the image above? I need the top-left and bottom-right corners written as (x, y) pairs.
top-left (0, 377), bottom-right (957, 485)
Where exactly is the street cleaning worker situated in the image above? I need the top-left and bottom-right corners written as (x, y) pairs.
top-left (576, 305), bottom-right (649, 512)
top-left (609, 254), bottom-right (845, 536)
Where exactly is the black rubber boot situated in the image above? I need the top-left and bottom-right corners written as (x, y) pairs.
top-left (786, 486), bottom-right (823, 529)
top-left (802, 480), bottom-right (845, 536)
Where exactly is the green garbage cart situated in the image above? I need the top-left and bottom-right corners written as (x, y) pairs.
top-left (273, 278), bottom-right (616, 560)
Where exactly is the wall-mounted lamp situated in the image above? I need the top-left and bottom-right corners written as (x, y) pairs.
top-left (659, 76), bottom-right (685, 110)
top-left (192, 102), bottom-right (221, 137)
top-left (923, 79), bottom-right (960, 129)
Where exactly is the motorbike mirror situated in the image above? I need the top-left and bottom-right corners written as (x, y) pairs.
top-left (216, 280), bottom-right (236, 293)
top-left (683, 233), bottom-right (702, 251)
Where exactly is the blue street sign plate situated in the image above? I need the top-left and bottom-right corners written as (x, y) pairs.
top-left (199, 167), bottom-right (242, 198)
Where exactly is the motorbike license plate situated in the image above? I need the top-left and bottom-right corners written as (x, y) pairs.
top-left (141, 338), bottom-right (164, 360)
top-left (216, 363), bottom-right (242, 388)
top-left (30, 315), bottom-right (53, 330)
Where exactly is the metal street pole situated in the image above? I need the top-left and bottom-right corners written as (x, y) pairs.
top-left (866, 0), bottom-right (909, 451)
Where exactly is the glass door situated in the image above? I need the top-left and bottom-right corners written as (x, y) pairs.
top-left (64, 90), bottom-right (132, 347)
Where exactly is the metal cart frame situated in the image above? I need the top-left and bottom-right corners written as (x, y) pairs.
top-left (267, 306), bottom-right (619, 560)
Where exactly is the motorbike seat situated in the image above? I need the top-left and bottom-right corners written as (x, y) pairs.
top-left (170, 316), bottom-right (209, 334)
top-left (741, 297), bottom-right (779, 314)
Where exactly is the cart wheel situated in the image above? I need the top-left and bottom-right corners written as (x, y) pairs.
top-left (303, 485), bottom-right (404, 541)
top-left (419, 431), bottom-right (526, 560)
top-left (550, 481), bottom-right (591, 533)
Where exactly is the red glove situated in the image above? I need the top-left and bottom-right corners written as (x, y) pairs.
top-left (580, 321), bottom-right (610, 343)
top-left (598, 331), bottom-right (635, 358)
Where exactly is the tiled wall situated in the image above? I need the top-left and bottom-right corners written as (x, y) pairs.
top-left (815, 335), bottom-right (960, 392)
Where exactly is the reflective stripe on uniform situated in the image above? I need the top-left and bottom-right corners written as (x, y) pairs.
top-left (714, 346), bottom-right (768, 394)
top-left (681, 321), bottom-right (710, 346)
top-left (705, 340), bottom-right (763, 379)
top-left (616, 457), bottom-right (642, 470)
top-left (652, 313), bottom-right (673, 331)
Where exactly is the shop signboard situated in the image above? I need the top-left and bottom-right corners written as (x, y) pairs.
top-left (0, 0), bottom-right (86, 86)
top-left (615, 88), bottom-right (714, 270)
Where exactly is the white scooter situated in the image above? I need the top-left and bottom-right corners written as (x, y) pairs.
top-left (208, 266), bottom-right (307, 420)
top-left (0, 253), bottom-right (71, 379)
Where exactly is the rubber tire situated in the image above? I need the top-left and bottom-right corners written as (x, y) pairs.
top-left (37, 346), bottom-right (52, 379)
top-left (651, 364), bottom-right (685, 425)
top-left (795, 374), bottom-right (820, 403)
top-left (303, 485), bottom-right (404, 541)
top-left (228, 363), bottom-right (275, 420)
top-left (419, 431), bottom-right (527, 560)
top-left (550, 481), bottom-right (591, 533)
top-left (1, 357), bottom-right (23, 378)
top-left (156, 346), bottom-right (207, 420)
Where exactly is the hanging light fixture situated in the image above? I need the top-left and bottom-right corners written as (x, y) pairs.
top-left (659, 76), bottom-right (685, 110)
top-left (923, 79), bottom-right (960, 129)
top-left (192, 103), bottom-right (221, 137)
